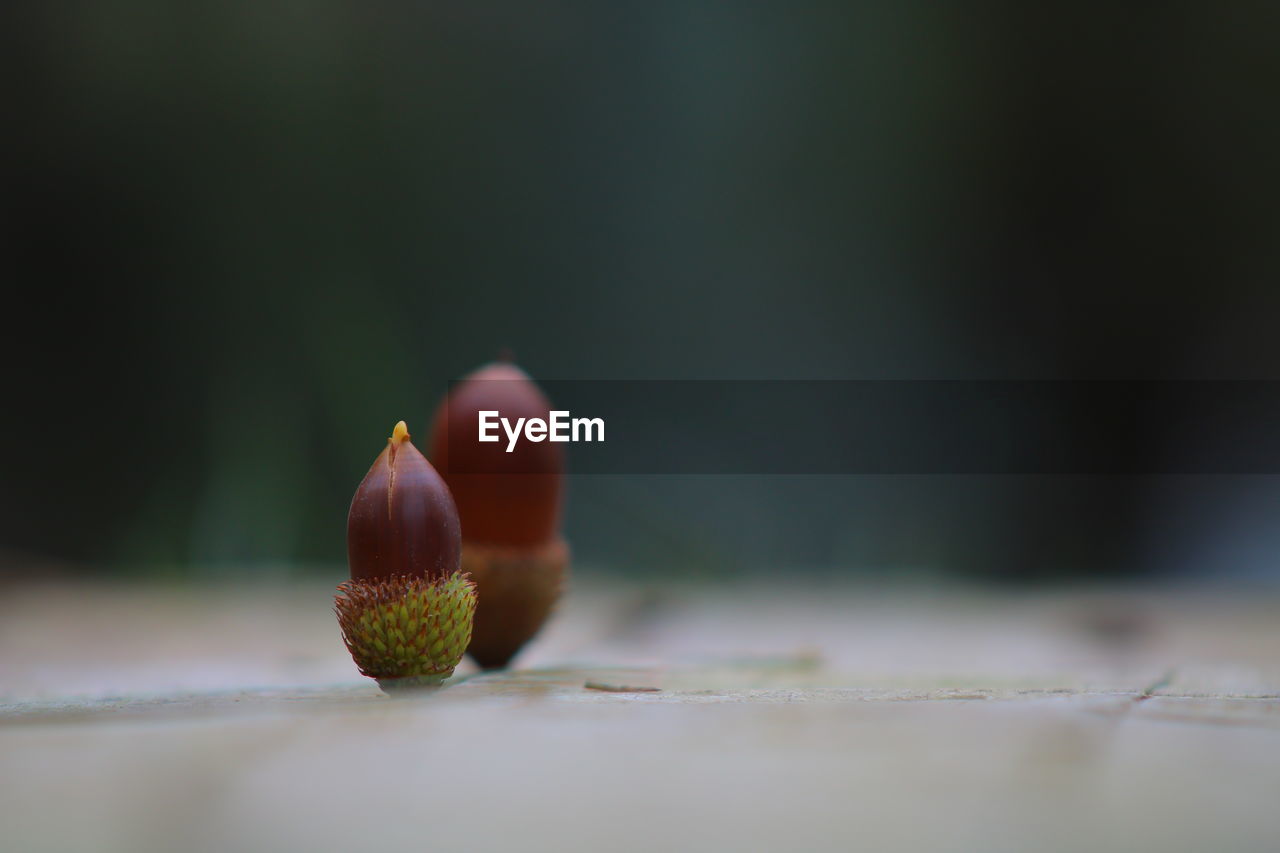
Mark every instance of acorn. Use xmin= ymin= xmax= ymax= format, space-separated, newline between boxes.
xmin=336 ymin=420 xmax=476 ymax=691
xmin=430 ymin=360 xmax=568 ymax=669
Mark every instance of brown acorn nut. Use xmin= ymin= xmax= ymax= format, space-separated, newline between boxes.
xmin=429 ymin=361 xmax=568 ymax=669
xmin=429 ymin=362 xmax=562 ymax=546
xmin=348 ymin=420 xmax=461 ymax=583
xmin=338 ymin=421 xmax=474 ymax=691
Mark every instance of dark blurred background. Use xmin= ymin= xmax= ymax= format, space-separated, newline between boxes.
xmin=5 ymin=3 xmax=1280 ymax=582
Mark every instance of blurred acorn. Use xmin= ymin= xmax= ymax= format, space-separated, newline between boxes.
xmin=336 ymin=420 xmax=475 ymax=691
xmin=430 ymin=360 xmax=568 ymax=669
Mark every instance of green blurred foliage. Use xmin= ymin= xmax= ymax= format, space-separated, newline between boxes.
xmin=6 ymin=3 xmax=1280 ymax=579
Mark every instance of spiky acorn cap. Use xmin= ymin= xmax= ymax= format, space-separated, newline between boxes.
xmin=335 ymin=572 xmax=477 ymax=691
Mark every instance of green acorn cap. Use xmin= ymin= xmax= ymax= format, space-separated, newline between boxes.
xmin=335 ymin=572 xmax=477 ymax=692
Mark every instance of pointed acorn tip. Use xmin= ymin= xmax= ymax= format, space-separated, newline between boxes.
xmin=391 ymin=420 xmax=411 ymax=444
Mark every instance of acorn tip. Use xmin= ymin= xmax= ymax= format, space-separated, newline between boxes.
xmin=391 ymin=420 xmax=411 ymax=443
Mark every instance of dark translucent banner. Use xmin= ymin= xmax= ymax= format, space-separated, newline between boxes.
xmin=441 ymin=380 xmax=1280 ymax=474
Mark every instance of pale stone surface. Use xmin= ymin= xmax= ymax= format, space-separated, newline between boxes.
xmin=1 ymin=578 xmax=1278 ymax=852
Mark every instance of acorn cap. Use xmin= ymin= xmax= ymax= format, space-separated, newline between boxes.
xmin=335 ymin=572 xmax=477 ymax=691
xmin=348 ymin=420 xmax=461 ymax=582
xmin=429 ymin=362 xmax=563 ymax=548
xmin=462 ymin=538 xmax=568 ymax=669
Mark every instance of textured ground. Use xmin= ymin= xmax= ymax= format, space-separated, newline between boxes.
xmin=2 ymin=577 xmax=1279 ymax=852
